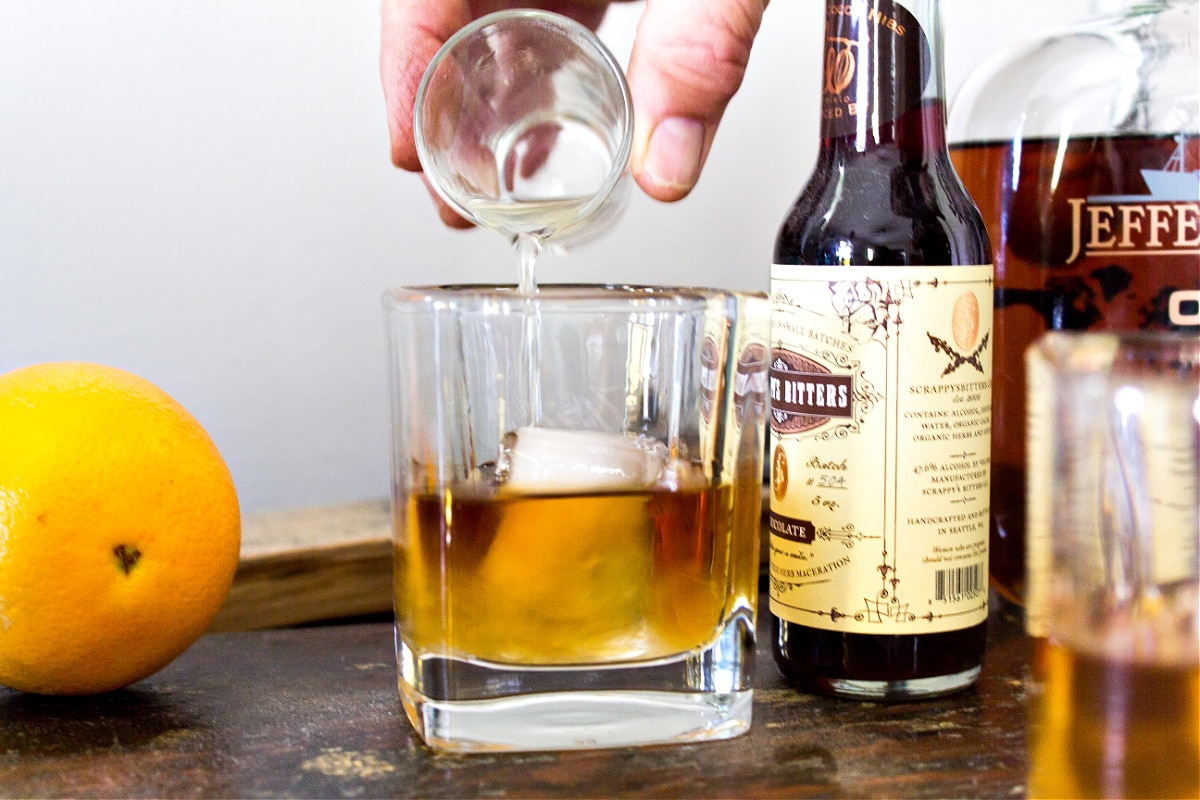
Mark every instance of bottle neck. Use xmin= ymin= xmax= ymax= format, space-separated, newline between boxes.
xmin=818 ymin=0 xmax=948 ymax=156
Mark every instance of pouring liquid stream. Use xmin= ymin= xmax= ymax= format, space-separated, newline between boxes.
xmin=471 ymin=114 xmax=619 ymax=429
xmin=516 ymin=231 xmax=543 ymax=427
xmin=462 ymin=196 xmax=593 ymax=429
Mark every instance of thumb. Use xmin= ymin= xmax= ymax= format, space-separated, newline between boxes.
xmin=627 ymin=0 xmax=767 ymax=201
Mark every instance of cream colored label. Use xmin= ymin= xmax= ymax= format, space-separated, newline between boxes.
xmin=769 ymin=264 xmax=992 ymax=634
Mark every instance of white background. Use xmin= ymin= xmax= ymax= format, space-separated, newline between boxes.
xmin=0 ymin=0 xmax=1104 ymax=513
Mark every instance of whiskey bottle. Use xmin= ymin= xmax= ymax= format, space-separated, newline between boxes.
xmin=947 ymin=0 xmax=1199 ymax=627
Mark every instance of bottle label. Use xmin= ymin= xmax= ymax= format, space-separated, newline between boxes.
xmin=822 ymin=0 xmax=931 ymax=138
xmin=769 ymin=264 xmax=993 ymax=634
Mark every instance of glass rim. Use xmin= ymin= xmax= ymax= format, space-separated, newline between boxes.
xmin=1032 ymin=329 xmax=1200 ymax=377
xmin=1037 ymin=329 xmax=1200 ymax=343
xmin=382 ymin=283 xmax=767 ymax=312
xmin=412 ymin=9 xmax=635 ymax=225
xmin=1035 ymin=329 xmax=1200 ymax=355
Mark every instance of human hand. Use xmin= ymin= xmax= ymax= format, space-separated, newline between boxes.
xmin=381 ymin=0 xmax=768 ymax=227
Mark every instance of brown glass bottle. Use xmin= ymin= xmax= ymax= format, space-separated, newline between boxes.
xmin=769 ymin=0 xmax=990 ymax=700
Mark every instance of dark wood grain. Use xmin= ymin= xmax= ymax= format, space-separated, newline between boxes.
xmin=0 ymin=594 xmax=1030 ymax=799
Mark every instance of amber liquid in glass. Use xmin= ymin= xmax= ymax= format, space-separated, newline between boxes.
xmin=772 ymin=96 xmax=991 ymax=693
xmin=1028 ymin=641 xmax=1200 ymax=799
xmin=396 ymin=481 xmax=761 ymax=666
xmin=949 ymin=134 xmax=1200 ymax=603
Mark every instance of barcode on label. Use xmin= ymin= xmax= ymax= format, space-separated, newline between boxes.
xmin=935 ymin=563 xmax=984 ymax=603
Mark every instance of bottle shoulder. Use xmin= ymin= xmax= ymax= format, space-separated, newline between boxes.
xmin=949 ymin=4 xmax=1199 ymax=143
xmin=775 ymin=148 xmax=991 ymax=267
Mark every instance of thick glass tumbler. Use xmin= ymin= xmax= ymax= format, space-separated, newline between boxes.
xmin=383 ymin=285 xmax=769 ymax=752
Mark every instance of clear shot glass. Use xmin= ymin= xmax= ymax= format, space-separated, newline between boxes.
xmin=383 ymin=284 xmax=769 ymax=751
xmin=413 ymin=10 xmax=633 ymax=249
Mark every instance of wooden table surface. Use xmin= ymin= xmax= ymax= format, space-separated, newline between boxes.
xmin=1 ymin=593 xmax=1031 ymax=799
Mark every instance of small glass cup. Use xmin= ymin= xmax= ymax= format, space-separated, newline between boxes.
xmin=413 ymin=10 xmax=633 ymax=248
xmin=383 ymin=284 xmax=769 ymax=751
xmin=1025 ymin=331 xmax=1199 ymax=799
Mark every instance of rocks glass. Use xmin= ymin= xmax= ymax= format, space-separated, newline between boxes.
xmin=383 ymin=284 xmax=769 ymax=751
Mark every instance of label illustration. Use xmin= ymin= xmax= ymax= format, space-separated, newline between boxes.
xmin=822 ymin=0 xmax=931 ymax=139
xmin=769 ymin=265 xmax=993 ymax=634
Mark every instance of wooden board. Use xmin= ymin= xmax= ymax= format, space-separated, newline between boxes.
xmin=208 ymin=500 xmax=393 ymax=632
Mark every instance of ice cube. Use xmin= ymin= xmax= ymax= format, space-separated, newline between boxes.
xmin=654 ymin=457 xmax=710 ymax=492
xmin=498 ymin=426 xmax=667 ymax=493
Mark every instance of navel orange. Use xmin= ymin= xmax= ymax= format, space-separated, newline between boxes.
xmin=0 ymin=361 xmax=241 ymax=695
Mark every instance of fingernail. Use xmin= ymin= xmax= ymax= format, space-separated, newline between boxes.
xmin=643 ymin=116 xmax=705 ymax=193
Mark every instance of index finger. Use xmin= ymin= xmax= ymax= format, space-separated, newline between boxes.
xmin=380 ymin=0 xmax=474 ymax=172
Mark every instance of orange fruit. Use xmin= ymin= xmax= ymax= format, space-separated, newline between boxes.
xmin=0 ymin=361 xmax=240 ymax=695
